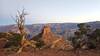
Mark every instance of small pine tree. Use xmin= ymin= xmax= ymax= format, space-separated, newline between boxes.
xmin=72 ymin=23 xmax=94 ymax=50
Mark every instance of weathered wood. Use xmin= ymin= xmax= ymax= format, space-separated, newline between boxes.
xmin=13 ymin=9 xmax=36 ymax=53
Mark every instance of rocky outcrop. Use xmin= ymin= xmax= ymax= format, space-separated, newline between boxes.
xmin=32 ymin=24 xmax=73 ymax=50
xmin=0 ymin=38 xmax=8 ymax=48
xmin=0 ymin=32 xmax=13 ymax=48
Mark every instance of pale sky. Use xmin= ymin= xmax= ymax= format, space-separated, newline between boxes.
xmin=0 ymin=0 xmax=100 ymax=25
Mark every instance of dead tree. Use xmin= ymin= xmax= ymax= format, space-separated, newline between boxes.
xmin=13 ymin=9 xmax=36 ymax=53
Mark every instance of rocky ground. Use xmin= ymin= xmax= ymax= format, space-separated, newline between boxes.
xmin=0 ymin=48 xmax=100 ymax=56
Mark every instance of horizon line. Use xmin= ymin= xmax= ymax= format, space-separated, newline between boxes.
xmin=0 ymin=20 xmax=99 ymax=26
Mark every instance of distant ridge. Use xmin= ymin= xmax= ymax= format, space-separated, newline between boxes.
xmin=0 ymin=21 xmax=100 ymax=35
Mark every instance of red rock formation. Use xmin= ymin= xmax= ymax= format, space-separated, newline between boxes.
xmin=41 ymin=24 xmax=58 ymax=46
xmin=32 ymin=24 xmax=73 ymax=50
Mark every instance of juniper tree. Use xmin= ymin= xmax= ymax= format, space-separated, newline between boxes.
xmin=13 ymin=9 xmax=36 ymax=53
xmin=72 ymin=23 xmax=92 ymax=50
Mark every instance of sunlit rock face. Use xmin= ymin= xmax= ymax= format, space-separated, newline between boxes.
xmin=41 ymin=24 xmax=57 ymax=46
xmin=32 ymin=24 xmax=73 ymax=50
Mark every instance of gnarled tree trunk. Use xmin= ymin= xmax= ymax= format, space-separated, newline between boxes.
xmin=13 ymin=9 xmax=36 ymax=53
